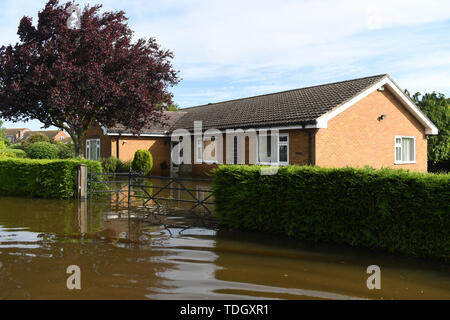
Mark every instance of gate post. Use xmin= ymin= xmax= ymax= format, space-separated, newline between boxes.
xmin=78 ymin=164 xmax=88 ymax=201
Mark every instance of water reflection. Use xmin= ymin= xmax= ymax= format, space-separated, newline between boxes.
xmin=0 ymin=196 xmax=448 ymax=300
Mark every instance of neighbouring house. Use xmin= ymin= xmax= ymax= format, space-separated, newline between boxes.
xmin=5 ymin=128 xmax=31 ymax=144
xmin=83 ymin=74 xmax=439 ymax=177
xmin=22 ymin=130 xmax=68 ymax=142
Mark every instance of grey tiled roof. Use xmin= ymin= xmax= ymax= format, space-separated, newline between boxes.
xmin=173 ymin=74 xmax=388 ymax=130
xmin=106 ymin=111 xmax=187 ymax=134
xmin=104 ymin=74 xmax=388 ymax=134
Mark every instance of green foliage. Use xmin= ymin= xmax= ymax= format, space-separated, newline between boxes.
xmin=0 ymin=120 xmax=11 ymax=148
xmin=0 ymin=158 xmax=102 ymax=199
xmin=118 ymin=160 xmax=132 ymax=173
xmin=407 ymin=91 xmax=450 ymax=170
xmin=101 ymin=156 xmax=122 ymax=173
xmin=56 ymin=142 xmax=75 ymax=159
xmin=23 ymin=133 xmax=52 ymax=149
xmin=0 ymin=148 xmax=27 ymax=158
xmin=132 ymin=150 xmax=153 ymax=175
xmin=213 ymin=165 xmax=450 ymax=262
xmin=25 ymin=141 xmax=59 ymax=159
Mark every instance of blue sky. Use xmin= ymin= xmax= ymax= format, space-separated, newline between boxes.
xmin=1 ymin=0 xmax=450 ymax=130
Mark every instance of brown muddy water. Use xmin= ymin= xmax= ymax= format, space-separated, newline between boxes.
xmin=0 ymin=186 xmax=449 ymax=300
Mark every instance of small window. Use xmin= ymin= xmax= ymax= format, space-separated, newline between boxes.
xmin=279 ymin=134 xmax=289 ymax=166
xmin=395 ymin=136 xmax=415 ymax=164
xmin=86 ymin=139 xmax=100 ymax=161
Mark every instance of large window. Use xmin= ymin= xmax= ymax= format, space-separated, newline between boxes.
xmin=395 ymin=136 xmax=415 ymax=164
xmin=86 ymin=139 xmax=100 ymax=161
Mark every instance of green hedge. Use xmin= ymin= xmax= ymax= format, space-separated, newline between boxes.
xmin=0 ymin=148 xmax=27 ymax=158
xmin=0 ymin=158 xmax=102 ymax=199
xmin=213 ymin=165 xmax=450 ymax=262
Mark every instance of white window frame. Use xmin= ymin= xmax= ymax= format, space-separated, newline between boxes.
xmin=197 ymin=137 xmax=218 ymax=164
xmin=86 ymin=139 xmax=101 ymax=161
xmin=257 ymin=133 xmax=290 ymax=166
xmin=278 ymin=134 xmax=289 ymax=166
xmin=394 ymin=136 xmax=416 ymax=165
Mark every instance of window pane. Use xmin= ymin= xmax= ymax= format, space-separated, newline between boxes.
xmin=280 ymin=145 xmax=288 ymax=163
xmin=86 ymin=141 xmax=90 ymax=160
xmin=204 ymin=140 xmax=216 ymax=161
xmin=402 ymin=138 xmax=414 ymax=162
xmin=280 ymin=136 xmax=288 ymax=142
xmin=396 ymin=147 xmax=402 ymax=161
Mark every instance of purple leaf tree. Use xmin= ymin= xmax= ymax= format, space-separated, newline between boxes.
xmin=0 ymin=0 xmax=180 ymax=156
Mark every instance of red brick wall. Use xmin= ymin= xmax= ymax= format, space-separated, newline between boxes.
xmin=84 ymin=125 xmax=111 ymax=159
xmin=315 ymin=89 xmax=428 ymax=172
xmin=53 ymin=131 xmax=68 ymax=142
xmin=111 ymin=136 xmax=171 ymax=176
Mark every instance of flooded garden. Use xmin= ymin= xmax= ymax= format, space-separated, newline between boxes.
xmin=0 ymin=177 xmax=449 ymax=300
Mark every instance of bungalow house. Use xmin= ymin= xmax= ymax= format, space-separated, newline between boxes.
xmin=84 ymin=74 xmax=438 ymax=177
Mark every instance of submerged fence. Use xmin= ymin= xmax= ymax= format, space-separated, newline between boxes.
xmin=83 ymin=167 xmax=215 ymax=215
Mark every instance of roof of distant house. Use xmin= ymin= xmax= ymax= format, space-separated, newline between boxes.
xmin=22 ymin=130 xmax=64 ymax=140
xmin=5 ymin=128 xmax=30 ymax=135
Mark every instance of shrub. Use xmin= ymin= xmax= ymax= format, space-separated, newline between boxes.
xmin=0 ymin=148 xmax=27 ymax=158
xmin=101 ymin=156 xmax=123 ymax=173
xmin=213 ymin=165 xmax=450 ymax=262
xmin=23 ymin=133 xmax=52 ymax=149
xmin=0 ymin=158 xmax=102 ymax=199
xmin=132 ymin=150 xmax=153 ymax=175
xmin=26 ymin=141 xmax=59 ymax=159
xmin=118 ymin=160 xmax=132 ymax=173
xmin=56 ymin=142 xmax=75 ymax=159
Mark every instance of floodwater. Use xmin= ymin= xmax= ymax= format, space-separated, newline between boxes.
xmin=0 ymin=181 xmax=449 ymax=300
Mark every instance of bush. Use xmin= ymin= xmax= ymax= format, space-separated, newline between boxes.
xmin=132 ymin=150 xmax=153 ymax=175
xmin=213 ymin=165 xmax=450 ymax=262
xmin=26 ymin=141 xmax=59 ymax=159
xmin=22 ymin=133 xmax=52 ymax=149
xmin=118 ymin=160 xmax=132 ymax=173
xmin=101 ymin=157 xmax=123 ymax=173
xmin=0 ymin=148 xmax=27 ymax=158
xmin=0 ymin=158 xmax=102 ymax=199
xmin=56 ymin=142 xmax=75 ymax=159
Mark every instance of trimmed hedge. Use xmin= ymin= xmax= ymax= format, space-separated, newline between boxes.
xmin=0 ymin=158 xmax=102 ymax=199
xmin=213 ymin=165 xmax=450 ymax=262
